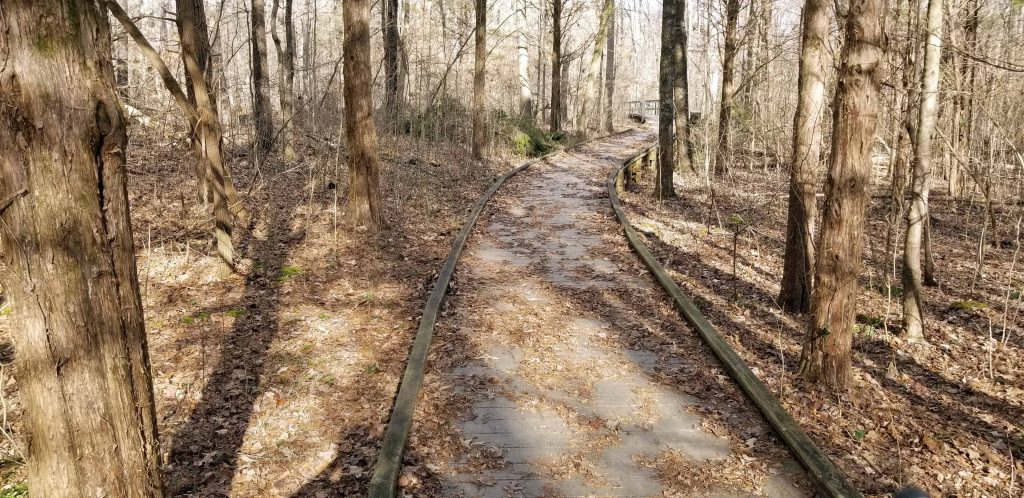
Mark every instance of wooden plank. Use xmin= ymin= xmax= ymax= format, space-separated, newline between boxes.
xmin=606 ymin=146 xmax=864 ymax=498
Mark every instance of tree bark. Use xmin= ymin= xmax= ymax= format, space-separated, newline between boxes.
xmin=0 ymin=1 xmax=163 ymax=495
xmin=714 ymin=0 xmax=740 ymax=176
xmin=517 ymin=0 xmax=534 ymax=121
xmin=174 ymin=0 xmax=215 ymax=204
xmin=778 ymin=0 xmax=828 ymax=313
xmin=603 ymin=1 xmax=616 ymax=133
xmin=671 ymin=0 xmax=693 ymax=173
xmin=176 ymin=0 xmax=237 ymax=270
xmin=799 ymin=0 xmax=885 ymax=390
xmin=343 ymin=0 xmax=385 ymax=229
xmin=272 ymin=0 xmax=297 ymax=161
xmin=902 ymin=0 xmax=943 ymax=341
xmin=577 ymin=0 xmax=614 ymax=131
xmin=472 ymin=0 xmax=487 ymax=159
xmin=550 ymin=0 xmax=564 ymax=133
xmin=382 ymin=0 xmax=403 ymax=119
xmin=251 ymin=0 xmax=275 ymax=154
xmin=656 ymin=0 xmax=681 ymax=199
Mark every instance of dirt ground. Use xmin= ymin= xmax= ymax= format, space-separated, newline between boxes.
xmin=619 ymin=164 xmax=1024 ymax=497
xmin=0 ymin=128 xmax=521 ymax=496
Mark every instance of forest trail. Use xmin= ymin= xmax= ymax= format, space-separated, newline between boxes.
xmin=424 ymin=131 xmax=810 ymax=497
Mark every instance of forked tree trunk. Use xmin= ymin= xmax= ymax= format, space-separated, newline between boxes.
xmin=0 ymin=1 xmax=163 ymax=495
xmin=551 ymin=0 xmax=564 ymax=132
xmin=902 ymin=0 xmax=943 ymax=341
xmin=799 ymin=0 xmax=885 ymax=390
xmin=343 ymin=0 xmax=385 ymax=229
xmin=517 ymin=0 xmax=534 ymax=121
xmin=272 ymin=0 xmax=297 ymax=161
xmin=603 ymin=1 xmax=616 ymax=132
xmin=577 ymin=0 xmax=614 ymax=131
xmin=778 ymin=0 xmax=828 ymax=313
xmin=714 ymin=0 xmax=740 ymax=177
xmin=656 ymin=0 xmax=681 ymax=199
xmin=671 ymin=0 xmax=693 ymax=173
xmin=251 ymin=0 xmax=275 ymax=154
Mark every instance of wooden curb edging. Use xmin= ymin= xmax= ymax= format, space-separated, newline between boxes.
xmin=367 ymin=130 xmax=634 ymax=498
xmin=607 ymin=144 xmax=863 ymax=498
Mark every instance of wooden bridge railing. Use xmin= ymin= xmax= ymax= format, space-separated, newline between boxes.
xmin=625 ymin=99 xmax=659 ymax=123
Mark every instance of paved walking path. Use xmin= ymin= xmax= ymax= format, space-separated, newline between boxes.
xmin=435 ymin=130 xmax=809 ymax=497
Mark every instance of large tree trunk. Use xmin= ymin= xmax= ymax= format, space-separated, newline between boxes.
xmin=577 ymin=0 xmax=614 ymax=131
xmin=714 ymin=0 xmax=740 ymax=176
xmin=902 ymin=0 xmax=943 ymax=341
xmin=671 ymin=0 xmax=693 ymax=173
xmin=656 ymin=0 xmax=682 ymax=199
xmin=251 ymin=0 xmax=275 ymax=154
xmin=550 ymin=0 xmax=564 ymax=133
xmin=472 ymin=0 xmax=488 ymax=159
xmin=517 ymin=0 xmax=534 ymax=121
xmin=603 ymin=1 xmax=616 ymax=133
xmin=272 ymin=0 xmax=297 ymax=161
xmin=343 ymin=0 xmax=384 ymax=229
xmin=799 ymin=0 xmax=885 ymax=390
xmin=778 ymin=0 xmax=828 ymax=313
xmin=0 ymin=1 xmax=163 ymax=496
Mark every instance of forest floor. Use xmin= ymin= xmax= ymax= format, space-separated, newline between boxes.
xmin=0 ymin=128 xmax=540 ymax=496
xmin=620 ymin=164 xmax=1024 ymax=497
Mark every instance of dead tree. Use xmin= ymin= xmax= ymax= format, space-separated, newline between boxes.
xmin=0 ymin=1 xmax=164 ymax=495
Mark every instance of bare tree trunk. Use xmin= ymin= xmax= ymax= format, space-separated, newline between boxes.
xmin=778 ymin=0 xmax=828 ymax=313
xmin=671 ymin=0 xmax=693 ymax=173
xmin=657 ymin=0 xmax=681 ymax=199
xmin=0 ymin=2 xmax=163 ymax=496
xmin=550 ymin=0 xmax=563 ymax=132
xmin=603 ymin=1 xmax=616 ymax=133
xmin=517 ymin=0 xmax=534 ymax=121
xmin=902 ymin=0 xmax=943 ymax=341
xmin=178 ymin=0 xmax=237 ymax=270
xmin=251 ymin=0 xmax=275 ymax=154
xmin=382 ymin=0 xmax=403 ymax=119
xmin=344 ymin=0 xmax=384 ymax=229
xmin=175 ymin=0 xmax=215 ymax=205
xmin=272 ymin=0 xmax=298 ymax=160
xmin=799 ymin=0 xmax=885 ymax=389
xmin=714 ymin=0 xmax=740 ymax=177
xmin=472 ymin=0 xmax=487 ymax=159
xmin=577 ymin=0 xmax=614 ymax=131
xmin=538 ymin=2 xmax=548 ymax=123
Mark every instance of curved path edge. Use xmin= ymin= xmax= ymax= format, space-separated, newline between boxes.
xmin=607 ymin=144 xmax=863 ymax=498
xmin=367 ymin=130 xmax=634 ymax=498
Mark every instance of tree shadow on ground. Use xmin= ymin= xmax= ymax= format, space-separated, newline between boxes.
xmin=165 ymin=189 xmax=301 ymax=495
